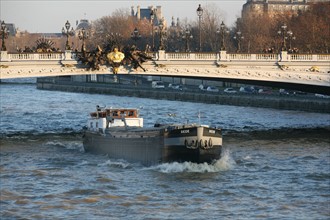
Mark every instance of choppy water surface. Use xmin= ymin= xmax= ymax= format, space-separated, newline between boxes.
xmin=1 ymin=83 xmax=329 ymax=219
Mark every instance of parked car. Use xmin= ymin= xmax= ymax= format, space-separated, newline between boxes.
xmin=224 ymin=88 xmax=237 ymax=94
xmin=240 ymin=86 xmax=260 ymax=93
xmin=168 ymin=83 xmax=184 ymax=91
xmin=294 ymin=91 xmax=307 ymax=95
xmin=258 ymin=89 xmax=273 ymax=94
xmin=199 ymin=84 xmax=207 ymax=91
xmin=239 ymin=86 xmax=254 ymax=93
xmin=279 ymin=89 xmax=292 ymax=95
xmin=206 ymin=86 xmax=219 ymax=92
xmin=168 ymin=83 xmax=176 ymax=88
xmin=151 ymin=81 xmax=165 ymax=89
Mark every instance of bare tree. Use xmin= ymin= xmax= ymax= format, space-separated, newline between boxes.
xmin=91 ymin=8 xmax=133 ymax=51
xmin=200 ymin=3 xmax=226 ymax=52
xmin=235 ymin=2 xmax=330 ymax=53
xmin=289 ymin=3 xmax=330 ymax=53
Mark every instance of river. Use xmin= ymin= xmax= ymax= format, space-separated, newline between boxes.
xmin=1 ymin=81 xmax=329 ymax=219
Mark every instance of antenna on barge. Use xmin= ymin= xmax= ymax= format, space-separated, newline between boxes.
xmin=121 ymin=113 xmax=128 ymax=130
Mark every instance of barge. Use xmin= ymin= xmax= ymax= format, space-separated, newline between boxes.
xmin=83 ymin=106 xmax=222 ymax=165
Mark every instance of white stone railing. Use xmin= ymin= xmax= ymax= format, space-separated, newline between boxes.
xmin=1 ymin=50 xmax=329 ymax=63
xmin=285 ymin=54 xmax=330 ymax=62
xmin=256 ymin=53 xmax=278 ymax=61
xmin=317 ymin=54 xmax=330 ymax=61
xmin=164 ymin=52 xmax=218 ymax=60
xmin=164 ymin=52 xmax=279 ymax=61
xmin=227 ymin=53 xmax=252 ymax=60
xmin=38 ymin=53 xmax=63 ymax=60
xmin=165 ymin=52 xmax=191 ymax=60
xmin=162 ymin=52 xmax=329 ymax=62
xmin=290 ymin=54 xmax=313 ymax=61
xmin=195 ymin=53 xmax=218 ymax=60
xmin=9 ymin=53 xmax=34 ymax=60
xmin=7 ymin=52 xmax=63 ymax=60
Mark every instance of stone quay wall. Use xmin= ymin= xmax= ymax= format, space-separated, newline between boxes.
xmin=36 ymin=80 xmax=330 ymax=114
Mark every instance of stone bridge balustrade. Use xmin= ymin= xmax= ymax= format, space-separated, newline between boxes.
xmin=162 ymin=52 xmax=218 ymax=60
xmin=1 ymin=50 xmax=329 ymax=95
xmin=8 ymin=52 xmax=64 ymax=60
xmin=1 ymin=50 xmax=329 ymax=63
xmin=0 ymin=51 xmax=72 ymax=61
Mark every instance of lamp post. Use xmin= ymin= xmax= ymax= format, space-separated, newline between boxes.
xmin=157 ymin=18 xmax=166 ymax=50
xmin=196 ymin=4 xmax=203 ymax=51
xmin=78 ymin=27 xmax=89 ymax=52
xmin=182 ymin=27 xmax=193 ymax=52
xmin=62 ymin=20 xmax=75 ymax=50
xmin=1 ymin=21 xmax=9 ymax=51
xmin=150 ymin=9 xmax=155 ymax=51
xmin=277 ymin=23 xmax=288 ymax=51
xmin=287 ymin=30 xmax=296 ymax=52
xmin=233 ymin=30 xmax=244 ymax=52
xmin=131 ymin=27 xmax=141 ymax=45
xmin=217 ymin=21 xmax=228 ymax=51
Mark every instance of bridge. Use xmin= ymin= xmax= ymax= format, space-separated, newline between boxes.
xmin=1 ymin=50 xmax=330 ymax=95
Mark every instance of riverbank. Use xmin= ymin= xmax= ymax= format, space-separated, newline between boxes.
xmin=35 ymin=79 xmax=330 ymax=113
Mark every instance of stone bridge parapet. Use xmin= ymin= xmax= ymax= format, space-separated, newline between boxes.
xmin=1 ymin=50 xmax=329 ymax=94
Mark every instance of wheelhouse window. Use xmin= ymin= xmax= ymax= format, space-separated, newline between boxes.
xmin=128 ymin=111 xmax=134 ymax=117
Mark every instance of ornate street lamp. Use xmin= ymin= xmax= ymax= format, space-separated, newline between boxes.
xmin=287 ymin=30 xmax=296 ymax=52
xmin=196 ymin=4 xmax=203 ymax=51
xmin=277 ymin=23 xmax=288 ymax=51
xmin=62 ymin=20 xmax=75 ymax=50
xmin=233 ymin=30 xmax=244 ymax=52
xmin=156 ymin=18 xmax=166 ymax=50
xmin=131 ymin=27 xmax=141 ymax=45
xmin=1 ymin=21 xmax=9 ymax=51
xmin=217 ymin=21 xmax=228 ymax=51
xmin=78 ymin=27 xmax=89 ymax=52
xmin=150 ymin=9 xmax=155 ymax=51
xmin=182 ymin=27 xmax=193 ymax=52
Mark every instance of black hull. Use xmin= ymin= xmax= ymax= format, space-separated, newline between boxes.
xmin=163 ymin=145 xmax=221 ymax=164
xmin=83 ymin=126 xmax=222 ymax=165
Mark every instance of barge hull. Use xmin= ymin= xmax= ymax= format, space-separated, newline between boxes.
xmin=83 ymin=132 xmax=164 ymax=165
xmin=162 ymin=145 xmax=222 ymax=164
xmin=83 ymin=132 xmax=222 ymax=165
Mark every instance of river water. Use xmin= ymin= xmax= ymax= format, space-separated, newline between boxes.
xmin=1 ymin=82 xmax=329 ymax=219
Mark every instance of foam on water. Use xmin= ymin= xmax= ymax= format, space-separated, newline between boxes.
xmin=45 ymin=141 xmax=66 ymax=148
xmin=45 ymin=140 xmax=84 ymax=152
xmin=75 ymin=160 xmax=89 ymax=167
xmin=149 ymin=149 xmax=236 ymax=173
xmin=98 ymin=159 xmax=132 ymax=169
